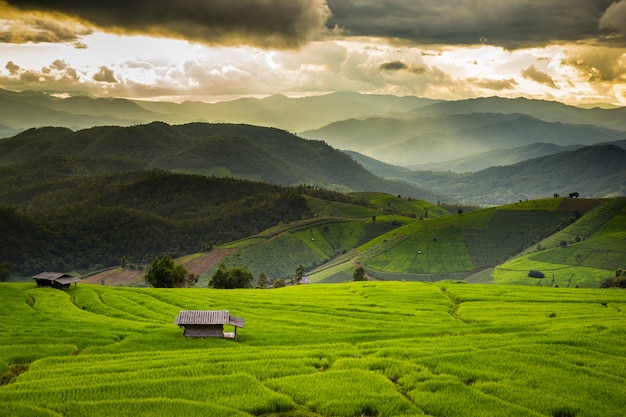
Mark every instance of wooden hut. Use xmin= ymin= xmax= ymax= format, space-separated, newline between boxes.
xmin=33 ymin=272 xmax=81 ymax=290
xmin=174 ymin=310 xmax=244 ymax=340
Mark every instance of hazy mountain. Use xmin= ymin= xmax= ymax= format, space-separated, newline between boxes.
xmin=137 ymin=91 xmax=439 ymax=132
xmin=408 ymin=143 xmax=585 ymax=172
xmin=0 ymin=122 xmax=443 ymax=203
xmin=402 ymin=144 xmax=626 ymax=204
xmin=0 ymin=123 xmax=20 ymax=138
xmin=419 ymin=96 xmax=626 ymax=131
xmin=3 ymin=88 xmax=625 ymax=181
xmin=602 ymin=139 xmax=626 ymax=150
xmin=303 ymin=112 xmax=625 ymax=167
xmin=0 ymin=89 xmax=438 ymax=137
xmin=347 ymin=144 xmax=626 ymax=205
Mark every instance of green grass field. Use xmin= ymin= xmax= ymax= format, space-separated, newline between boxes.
xmin=494 ymin=198 xmax=626 ymax=287
xmin=1 ymin=281 xmax=625 ymax=417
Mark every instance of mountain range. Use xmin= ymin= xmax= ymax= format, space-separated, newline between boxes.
xmin=0 ymin=88 xmax=436 ymax=135
xmin=2 ymin=88 xmax=625 ymax=174
xmin=0 ymin=122 xmax=443 ymax=204
xmin=1 ymin=120 xmax=624 ymax=207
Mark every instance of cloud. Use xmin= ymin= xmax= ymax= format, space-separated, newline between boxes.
xmin=5 ymin=0 xmax=331 ymax=49
xmin=5 ymin=61 xmax=20 ymax=75
xmin=521 ymin=65 xmax=559 ymax=89
xmin=599 ymin=0 xmax=626 ymax=37
xmin=326 ymin=0 xmax=619 ymax=48
xmin=93 ymin=66 xmax=118 ymax=83
xmin=562 ymin=45 xmax=626 ymax=82
xmin=380 ymin=61 xmax=408 ymax=71
xmin=0 ymin=2 xmax=92 ymax=44
xmin=473 ymin=78 xmax=518 ymax=91
xmin=50 ymin=59 xmax=67 ymax=70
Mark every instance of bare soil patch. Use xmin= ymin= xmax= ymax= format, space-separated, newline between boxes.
xmin=558 ymin=198 xmax=603 ymax=212
xmin=82 ymin=248 xmax=239 ymax=286
xmin=82 ymin=268 xmax=144 ymax=286
xmin=182 ymin=248 xmax=240 ymax=276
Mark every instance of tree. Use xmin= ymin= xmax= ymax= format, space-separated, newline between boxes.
xmin=353 ymin=266 xmax=366 ymax=281
xmin=143 ymin=256 xmax=198 ymax=288
xmin=209 ymin=263 xmax=253 ymax=289
xmin=0 ymin=261 xmax=15 ymax=282
xmin=257 ymin=272 xmax=268 ymax=288
xmin=273 ymin=278 xmax=286 ymax=288
xmin=600 ymin=268 xmax=626 ymax=288
xmin=295 ymin=264 xmax=305 ymax=284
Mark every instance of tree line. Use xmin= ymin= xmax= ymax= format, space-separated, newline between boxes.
xmin=1 ymin=171 xmax=311 ymax=278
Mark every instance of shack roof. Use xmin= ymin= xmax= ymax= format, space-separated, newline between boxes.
xmin=33 ymin=272 xmax=81 ymax=284
xmin=34 ymin=272 xmax=75 ymax=281
xmin=174 ymin=310 xmax=244 ymax=328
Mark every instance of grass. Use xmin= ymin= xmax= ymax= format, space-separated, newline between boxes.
xmin=90 ymin=197 xmax=624 ymax=287
xmin=1 ymin=281 xmax=625 ymax=417
xmin=347 ymin=198 xmax=625 ymax=287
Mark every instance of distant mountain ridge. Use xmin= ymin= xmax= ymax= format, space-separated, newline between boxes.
xmin=303 ymin=111 xmax=625 ymax=167
xmin=349 ymin=144 xmax=626 ymax=205
xmin=0 ymin=89 xmax=437 ymax=135
xmin=0 ymin=122 xmax=443 ymax=203
xmin=407 ymin=143 xmax=585 ymax=172
xmin=2 ymin=88 xmax=625 ymax=174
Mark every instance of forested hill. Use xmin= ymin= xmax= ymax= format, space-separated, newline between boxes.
xmin=0 ymin=122 xmax=440 ymax=202
xmin=0 ymin=171 xmax=319 ymax=277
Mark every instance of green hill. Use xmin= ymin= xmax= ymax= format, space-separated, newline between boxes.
xmin=185 ymin=194 xmax=453 ymax=286
xmin=494 ymin=198 xmax=626 ymax=287
xmin=304 ymin=197 xmax=624 ymax=288
xmin=1 ymin=281 xmax=625 ymax=417
xmin=0 ymin=122 xmax=441 ymax=202
xmin=0 ymin=172 xmax=311 ymax=277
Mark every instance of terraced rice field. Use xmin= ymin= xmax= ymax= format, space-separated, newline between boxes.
xmin=1 ymin=281 xmax=625 ymax=417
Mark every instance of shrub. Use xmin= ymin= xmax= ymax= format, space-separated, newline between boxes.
xmin=209 ymin=263 xmax=253 ymax=289
xmin=600 ymin=277 xmax=626 ymax=289
xmin=528 ymin=270 xmax=545 ymax=278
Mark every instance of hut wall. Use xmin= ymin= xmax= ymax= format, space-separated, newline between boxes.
xmin=183 ymin=324 xmax=224 ymax=338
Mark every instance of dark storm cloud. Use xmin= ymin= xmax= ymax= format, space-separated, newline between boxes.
xmin=599 ymin=0 xmax=626 ymax=37
xmin=380 ymin=61 xmax=408 ymax=71
xmin=326 ymin=0 xmax=621 ymax=48
xmin=380 ymin=61 xmax=428 ymax=74
xmin=93 ymin=66 xmax=118 ymax=83
xmin=521 ymin=65 xmax=559 ymax=89
xmin=5 ymin=61 xmax=20 ymax=75
xmin=5 ymin=0 xmax=331 ymax=48
xmin=474 ymin=78 xmax=518 ymax=91
xmin=0 ymin=2 xmax=92 ymax=44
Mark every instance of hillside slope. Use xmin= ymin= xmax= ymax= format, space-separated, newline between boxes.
xmin=0 ymin=122 xmax=441 ymax=202
xmin=493 ymin=198 xmax=626 ymax=287
xmin=305 ymin=197 xmax=624 ymax=288
xmin=353 ymin=144 xmax=626 ymax=205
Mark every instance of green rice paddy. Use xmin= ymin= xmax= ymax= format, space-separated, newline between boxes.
xmin=1 ymin=281 xmax=625 ymax=416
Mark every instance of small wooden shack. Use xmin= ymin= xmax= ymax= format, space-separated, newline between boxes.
xmin=174 ymin=310 xmax=244 ymax=340
xmin=33 ymin=272 xmax=81 ymax=290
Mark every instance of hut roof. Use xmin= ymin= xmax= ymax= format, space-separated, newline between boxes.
xmin=34 ymin=272 xmax=73 ymax=281
xmin=33 ymin=272 xmax=81 ymax=284
xmin=174 ymin=310 xmax=244 ymax=328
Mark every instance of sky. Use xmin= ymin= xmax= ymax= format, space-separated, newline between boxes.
xmin=1 ymin=0 xmax=625 ymax=105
